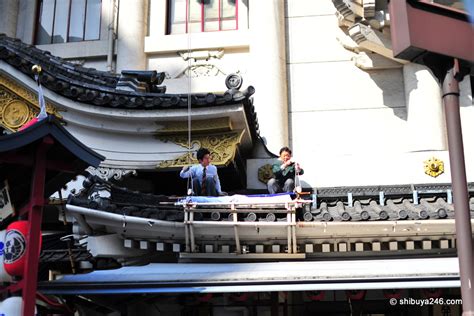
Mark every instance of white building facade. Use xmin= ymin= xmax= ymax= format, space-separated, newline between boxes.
xmin=1 ymin=0 xmax=472 ymax=190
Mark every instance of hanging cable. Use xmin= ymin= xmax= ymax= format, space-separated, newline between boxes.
xmin=186 ymin=1 xmax=194 ymax=196
xmin=294 ymin=160 xmax=302 ymax=195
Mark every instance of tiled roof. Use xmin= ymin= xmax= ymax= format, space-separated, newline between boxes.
xmin=40 ymin=249 xmax=92 ymax=263
xmin=68 ymin=175 xmax=474 ymax=222
xmin=0 ymin=35 xmax=260 ymax=138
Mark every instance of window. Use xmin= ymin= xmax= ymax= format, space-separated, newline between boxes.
xmin=168 ymin=0 xmax=238 ymax=34
xmin=36 ymin=0 xmax=102 ymax=45
xmin=418 ymin=0 xmax=466 ymax=12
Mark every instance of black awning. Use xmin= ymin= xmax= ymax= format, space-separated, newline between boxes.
xmin=0 ymin=115 xmax=104 ymax=213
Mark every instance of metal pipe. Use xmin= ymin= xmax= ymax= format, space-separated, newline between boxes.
xmin=232 ymin=212 xmax=241 ymax=254
xmin=291 ymin=212 xmax=297 ymax=253
xmin=106 ymin=0 xmax=116 ymax=72
xmin=65 ymin=204 xmax=184 ymax=228
xmin=287 ymin=211 xmax=292 ymax=253
xmin=187 ymin=221 xmax=295 ymax=227
xmin=189 ymin=210 xmax=195 ymax=252
xmin=442 ymin=60 xmax=474 ymax=314
xmin=71 ymin=214 xmax=93 ymax=235
xmin=184 ymin=210 xmax=190 ymax=252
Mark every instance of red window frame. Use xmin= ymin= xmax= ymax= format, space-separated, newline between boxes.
xmin=168 ymin=0 xmax=238 ymax=34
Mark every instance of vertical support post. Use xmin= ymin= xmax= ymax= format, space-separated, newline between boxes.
xmin=412 ymin=190 xmax=419 ymax=204
xmin=189 ymin=210 xmax=195 ymax=253
xmin=184 ymin=207 xmax=190 ymax=252
xmin=232 ymin=204 xmax=241 ymax=254
xmin=442 ymin=59 xmax=474 ymax=316
xmin=286 ymin=203 xmax=292 ymax=254
xmin=311 ymin=193 xmax=318 ymax=211
xmin=291 ymin=206 xmax=297 ymax=254
xmin=22 ymin=137 xmax=52 ymax=316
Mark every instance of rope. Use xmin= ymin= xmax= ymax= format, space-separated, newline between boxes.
xmin=186 ymin=2 xmax=193 ymax=196
xmin=294 ymin=160 xmax=302 ymax=194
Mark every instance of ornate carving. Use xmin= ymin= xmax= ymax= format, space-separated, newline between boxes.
xmin=157 ymin=131 xmax=244 ymax=168
xmin=172 ymin=63 xmax=226 ymax=79
xmin=424 ymin=157 xmax=444 ymax=178
xmin=86 ymin=167 xmax=137 ymax=181
xmin=332 ymin=0 xmax=376 ymax=20
xmin=0 ymin=75 xmax=61 ymax=131
xmin=225 ymin=73 xmax=243 ymax=90
xmin=155 ymin=117 xmax=231 ymax=135
xmin=172 ymin=50 xmax=227 ymax=78
xmin=258 ymin=164 xmax=274 ymax=184
xmin=178 ymin=49 xmax=224 ymax=61
xmin=348 ymin=23 xmax=408 ymax=64
xmin=333 ymin=0 xmax=404 ymax=69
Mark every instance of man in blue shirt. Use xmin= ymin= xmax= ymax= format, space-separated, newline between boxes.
xmin=180 ymin=148 xmax=223 ymax=196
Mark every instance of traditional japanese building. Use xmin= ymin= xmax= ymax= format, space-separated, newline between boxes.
xmin=0 ymin=0 xmax=473 ymax=315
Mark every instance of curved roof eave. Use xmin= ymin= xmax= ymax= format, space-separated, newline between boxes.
xmin=0 ymin=34 xmax=260 ymax=140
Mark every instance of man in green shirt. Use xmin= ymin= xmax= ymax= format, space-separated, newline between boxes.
xmin=267 ymin=147 xmax=304 ymax=194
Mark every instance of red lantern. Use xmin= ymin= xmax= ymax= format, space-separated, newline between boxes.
xmin=197 ymin=293 xmax=213 ymax=303
xmin=422 ymin=288 xmax=442 ymax=299
xmin=345 ymin=290 xmax=366 ymax=300
xmin=230 ymin=292 xmax=249 ymax=302
xmin=0 ymin=230 xmax=12 ymax=283
xmin=4 ymin=221 xmax=42 ymax=277
xmin=383 ymin=289 xmax=403 ymax=299
xmin=307 ymin=290 xmax=325 ymax=301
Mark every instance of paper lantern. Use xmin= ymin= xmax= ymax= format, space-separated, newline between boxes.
xmin=0 ymin=230 xmax=12 ymax=283
xmin=383 ymin=289 xmax=403 ymax=299
xmin=345 ymin=290 xmax=366 ymax=300
xmin=4 ymin=221 xmax=42 ymax=277
xmin=229 ymin=292 xmax=249 ymax=302
xmin=307 ymin=290 xmax=325 ymax=301
xmin=0 ymin=296 xmax=37 ymax=315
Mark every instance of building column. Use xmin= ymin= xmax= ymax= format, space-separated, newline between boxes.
xmin=149 ymin=0 xmax=167 ymax=37
xmin=249 ymin=0 xmax=288 ymax=154
xmin=15 ymin=0 xmax=37 ymax=44
xmin=0 ymin=0 xmax=20 ymax=38
xmin=403 ymin=63 xmax=446 ymax=151
xmin=116 ymin=0 xmax=147 ymax=72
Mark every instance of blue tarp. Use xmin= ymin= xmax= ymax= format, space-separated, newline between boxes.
xmin=178 ymin=193 xmax=295 ymax=204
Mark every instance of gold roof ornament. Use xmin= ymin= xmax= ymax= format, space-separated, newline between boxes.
xmin=424 ymin=157 xmax=444 ymax=178
xmin=157 ymin=131 xmax=244 ymax=169
xmin=0 ymin=74 xmax=61 ymax=132
xmin=31 ymin=64 xmax=42 ymax=75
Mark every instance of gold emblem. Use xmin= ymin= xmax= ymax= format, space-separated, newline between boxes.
xmin=2 ymin=100 xmax=30 ymax=128
xmin=424 ymin=157 xmax=444 ymax=178
xmin=258 ymin=164 xmax=274 ymax=184
xmin=0 ymin=74 xmax=62 ymax=131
